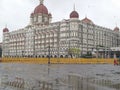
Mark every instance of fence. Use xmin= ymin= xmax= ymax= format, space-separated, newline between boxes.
xmin=1 ymin=58 xmax=114 ymax=64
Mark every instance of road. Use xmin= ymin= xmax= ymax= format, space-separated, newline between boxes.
xmin=0 ymin=64 xmax=119 ymax=90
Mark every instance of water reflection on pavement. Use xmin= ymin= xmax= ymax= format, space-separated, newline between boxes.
xmin=0 ymin=64 xmax=119 ymax=90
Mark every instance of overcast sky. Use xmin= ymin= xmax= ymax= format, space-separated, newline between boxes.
xmin=0 ymin=0 xmax=120 ymax=42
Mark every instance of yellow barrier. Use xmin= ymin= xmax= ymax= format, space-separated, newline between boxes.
xmin=1 ymin=58 xmax=114 ymax=64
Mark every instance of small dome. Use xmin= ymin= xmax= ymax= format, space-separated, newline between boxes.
xmin=31 ymin=13 xmax=34 ymax=16
xmin=48 ymin=13 xmax=52 ymax=17
xmin=70 ymin=11 xmax=79 ymax=18
xmin=3 ymin=27 xmax=9 ymax=32
xmin=34 ymin=4 xmax=48 ymax=14
xmin=114 ymin=26 xmax=119 ymax=31
xmin=82 ymin=17 xmax=94 ymax=24
xmin=30 ymin=13 xmax=34 ymax=17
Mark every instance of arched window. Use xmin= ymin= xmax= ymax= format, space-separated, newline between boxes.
xmin=60 ymin=55 xmax=63 ymax=58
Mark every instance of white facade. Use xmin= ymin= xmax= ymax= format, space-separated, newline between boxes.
xmin=2 ymin=0 xmax=120 ymax=58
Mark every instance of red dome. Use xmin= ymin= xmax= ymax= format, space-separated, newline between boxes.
xmin=3 ymin=28 xmax=9 ymax=32
xmin=70 ymin=11 xmax=79 ymax=18
xmin=82 ymin=17 xmax=94 ymax=24
xmin=34 ymin=4 xmax=48 ymax=14
xmin=48 ymin=13 xmax=52 ymax=17
xmin=114 ymin=26 xmax=119 ymax=31
xmin=31 ymin=13 xmax=34 ymax=16
xmin=30 ymin=13 xmax=34 ymax=17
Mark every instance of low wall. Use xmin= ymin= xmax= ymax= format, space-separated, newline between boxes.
xmin=1 ymin=58 xmax=114 ymax=64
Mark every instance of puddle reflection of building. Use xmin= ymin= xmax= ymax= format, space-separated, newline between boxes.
xmin=56 ymin=65 xmax=60 ymax=90
xmin=1 ymin=75 xmax=8 ymax=89
xmin=47 ymin=64 xmax=61 ymax=90
xmin=48 ymin=64 xmax=50 ymax=76
xmin=68 ymin=74 xmax=97 ymax=90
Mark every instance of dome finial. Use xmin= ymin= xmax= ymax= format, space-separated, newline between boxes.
xmin=39 ymin=0 xmax=44 ymax=4
xmin=74 ymin=3 xmax=75 ymax=11
xmin=115 ymin=22 xmax=117 ymax=27
xmin=85 ymin=14 xmax=87 ymax=18
xmin=5 ymin=24 xmax=7 ymax=28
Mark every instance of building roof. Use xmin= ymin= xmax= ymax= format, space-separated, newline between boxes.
xmin=81 ymin=17 xmax=94 ymax=24
xmin=34 ymin=3 xmax=48 ymax=15
xmin=70 ymin=11 xmax=79 ymax=18
xmin=114 ymin=26 xmax=119 ymax=32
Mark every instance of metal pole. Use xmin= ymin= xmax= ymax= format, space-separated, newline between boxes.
xmin=105 ymin=47 xmax=106 ymax=58
xmin=22 ymin=51 xmax=23 ymax=57
xmin=48 ymin=46 xmax=50 ymax=64
xmin=8 ymin=50 xmax=9 ymax=57
xmin=69 ymin=22 xmax=70 ymax=58
xmin=16 ymin=41 xmax=17 ymax=57
xmin=69 ymin=40 xmax=70 ymax=58
xmin=33 ymin=34 xmax=35 ymax=58
xmin=96 ymin=45 xmax=98 ymax=58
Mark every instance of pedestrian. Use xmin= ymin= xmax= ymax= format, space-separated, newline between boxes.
xmin=114 ymin=59 xmax=118 ymax=65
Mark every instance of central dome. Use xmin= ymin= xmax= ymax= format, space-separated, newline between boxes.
xmin=70 ymin=11 xmax=79 ymax=18
xmin=34 ymin=4 xmax=48 ymax=14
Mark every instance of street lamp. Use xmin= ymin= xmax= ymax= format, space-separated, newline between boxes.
xmin=16 ymin=41 xmax=17 ymax=57
xmin=96 ymin=45 xmax=99 ymax=58
xmin=22 ymin=51 xmax=24 ymax=57
xmin=48 ymin=46 xmax=50 ymax=64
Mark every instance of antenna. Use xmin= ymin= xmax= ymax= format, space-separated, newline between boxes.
xmin=114 ymin=16 xmax=117 ymax=27
xmin=85 ymin=14 xmax=87 ymax=18
xmin=5 ymin=24 xmax=7 ymax=28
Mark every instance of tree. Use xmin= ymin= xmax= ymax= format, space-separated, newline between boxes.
xmin=68 ymin=48 xmax=80 ymax=58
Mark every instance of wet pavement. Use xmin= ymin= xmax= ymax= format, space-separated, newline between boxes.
xmin=0 ymin=64 xmax=120 ymax=90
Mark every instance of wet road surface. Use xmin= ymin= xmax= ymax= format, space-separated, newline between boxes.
xmin=0 ymin=64 xmax=119 ymax=90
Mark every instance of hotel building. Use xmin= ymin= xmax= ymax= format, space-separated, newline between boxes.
xmin=2 ymin=0 xmax=120 ymax=58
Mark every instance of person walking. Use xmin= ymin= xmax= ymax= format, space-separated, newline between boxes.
xmin=114 ymin=59 xmax=118 ymax=65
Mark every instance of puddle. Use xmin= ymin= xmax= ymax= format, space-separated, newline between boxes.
xmin=0 ymin=64 xmax=119 ymax=90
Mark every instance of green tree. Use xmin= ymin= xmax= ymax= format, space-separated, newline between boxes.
xmin=68 ymin=48 xmax=80 ymax=58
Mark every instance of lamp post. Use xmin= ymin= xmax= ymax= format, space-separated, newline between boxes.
xmin=8 ymin=50 xmax=10 ymax=57
xmin=48 ymin=46 xmax=50 ymax=64
xmin=22 ymin=51 xmax=24 ymax=57
xmin=96 ymin=45 xmax=99 ymax=58
xmin=16 ymin=41 xmax=17 ymax=57
xmin=67 ymin=38 xmax=72 ymax=58
xmin=105 ymin=47 xmax=106 ymax=58
xmin=91 ymin=48 xmax=94 ymax=58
